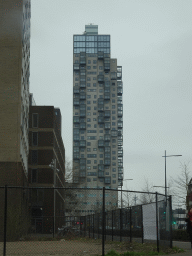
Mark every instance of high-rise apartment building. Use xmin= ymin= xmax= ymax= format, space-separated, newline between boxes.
xmin=0 ymin=0 xmax=31 ymax=240
xmin=72 ymin=25 xmax=123 ymax=191
xmin=0 ymin=0 xmax=31 ymax=185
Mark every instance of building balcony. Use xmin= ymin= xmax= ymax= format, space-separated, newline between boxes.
xmin=111 ymin=130 xmax=118 ymax=137
xmin=73 ymin=116 xmax=80 ymax=123
xmin=117 ymin=66 xmax=122 ymax=80
xmin=117 ymin=87 xmax=123 ymax=95
xmin=104 ymin=159 xmax=111 ymax=166
xmin=118 ymin=149 xmax=123 ymax=157
xmin=98 ymin=140 xmax=104 ymax=147
xmin=118 ymin=174 xmax=123 ymax=180
xmin=73 ymin=86 xmax=79 ymax=94
xmin=104 ymin=146 xmax=111 ymax=153
xmin=104 ymin=134 xmax=111 ymax=141
xmin=98 ymin=51 xmax=104 ymax=59
xmin=73 ymin=135 xmax=80 ymax=141
xmin=79 ymin=122 xmax=86 ymax=129
xmin=98 ymin=171 xmax=104 ymax=178
xmin=118 ymin=161 xmax=123 ymax=167
xmin=73 ymin=99 xmax=79 ymax=105
xmin=80 ymin=158 xmax=86 ymax=165
xmin=104 ymin=63 xmax=110 ymax=71
xmin=118 ymin=121 xmax=123 ymax=128
xmin=104 ymin=177 xmax=111 ymax=184
xmin=80 ymin=58 xmax=86 ymax=65
xmin=104 ymin=122 xmax=110 ymax=129
xmin=79 ymin=171 xmax=86 ymax=177
xmin=73 ymin=153 xmax=79 ymax=160
xmin=80 ymin=75 xmax=86 ymax=82
xmin=104 ymin=58 xmax=110 ymax=71
xmin=79 ymin=140 xmax=86 ymax=147
xmin=104 ymin=110 xmax=111 ymax=117
xmin=118 ymin=110 xmax=123 ymax=117
xmin=80 ymin=93 xmax=86 ymax=100
xmin=98 ymin=75 xmax=104 ymax=83
xmin=111 ymin=72 xmax=117 ymax=80
xmin=98 ymin=164 xmax=104 ymax=171
xmin=118 ymin=167 xmax=123 ymax=174
xmin=80 ymin=81 xmax=86 ymax=88
xmin=80 ymin=110 xmax=86 ymax=117
xmin=104 ymin=93 xmax=110 ymax=100
xmin=73 ymin=177 xmax=79 ymax=184
xmin=98 ymin=105 xmax=104 ymax=111
xmin=98 ymin=116 xmax=104 ymax=123
xmin=73 ymin=64 xmax=80 ymax=71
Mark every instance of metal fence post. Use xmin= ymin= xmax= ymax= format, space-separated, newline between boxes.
xmin=102 ymin=187 xmax=105 ymax=256
xmin=84 ymin=216 xmax=86 ymax=237
xmin=89 ymin=215 xmax=90 ymax=238
xmin=130 ymin=207 xmax=132 ymax=243
xmin=141 ymin=205 xmax=144 ymax=244
xmin=169 ymin=196 xmax=173 ymax=248
xmin=120 ymin=209 xmax=122 ymax=242
xmin=98 ymin=213 xmax=99 ymax=239
xmin=93 ymin=214 xmax=94 ymax=239
xmin=156 ymin=193 xmax=159 ymax=253
xmin=112 ymin=210 xmax=113 ymax=241
xmin=3 ymin=185 xmax=7 ymax=256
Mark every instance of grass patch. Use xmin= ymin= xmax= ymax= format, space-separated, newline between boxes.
xmin=104 ymin=242 xmax=185 ymax=256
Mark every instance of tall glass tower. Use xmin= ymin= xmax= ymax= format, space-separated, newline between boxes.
xmin=73 ymin=25 xmax=123 ymax=191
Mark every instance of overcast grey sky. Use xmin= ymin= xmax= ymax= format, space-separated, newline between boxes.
xmin=30 ymin=0 xmax=192 ymax=196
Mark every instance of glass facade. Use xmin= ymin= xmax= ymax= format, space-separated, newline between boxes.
xmin=74 ymin=35 xmax=110 ymax=54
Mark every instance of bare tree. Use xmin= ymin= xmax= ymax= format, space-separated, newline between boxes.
xmin=139 ymin=178 xmax=155 ymax=204
xmin=170 ymin=162 xmax=191 ymax=208
xmin=65 ymin=158 xmax=73 ymax=183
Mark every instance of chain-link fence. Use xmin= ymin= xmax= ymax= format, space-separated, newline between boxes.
xmin=0 ymin=186 xmax=172 ymax=256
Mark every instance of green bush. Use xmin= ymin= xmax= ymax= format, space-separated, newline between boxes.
xmin=172 ymin=230 xmax=190 ymax=241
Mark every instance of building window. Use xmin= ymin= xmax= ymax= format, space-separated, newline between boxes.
xmin=112 ymin=168 xmax=116 ymax=172
xmin=94 ymin=160 xmax=97 ymax=164
xmin=112 ymin=180 xmax=116 ymax=184
xmin=112 ymin=105 xmax=116 ymax=109
xmin=32 ymin=132 xmax=38 ymax=146
xmin=87 ymin=178 xmax=91 ymax=182
xmin=87 ymin=101 xmax=91 ymax=104
xmin=94 ymin=95 xmax=97 ymax=99
xmin=87 ymin=142 xmax=91 ymax=146
xmin=105 ymin=172 xmax=109 ymax=175
xmin=99 ymin=154 xmax=103 ymax=158
xmin=112 ymin=99 xmax=115 ymax=103
xmin=32 ymin=113 xmax=38 ymax=128
xmin=31 ymin=169 xmax=37 ymax=183
xmin=93 ymin=101 xmax=97 ymax=104
xmin=87 ymin=66 xmax=91 ymax=69
xmin=31 ymin=150 xmax=38 ymax=164
xmin=93 ymin=83 xmax=96 ymax=87
xmin=93 ymin=60 xmax=97 ymax=64
xmin=87 ymin=148 xmax=91 ymax=152
xmin=88 ymin=60 xmax=91 ymax=64
xmin=112 ymin=111 xmax=116 ymax=114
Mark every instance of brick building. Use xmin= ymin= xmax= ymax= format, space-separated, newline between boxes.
xmin=28 ymin=106 xmax=65 ymax=234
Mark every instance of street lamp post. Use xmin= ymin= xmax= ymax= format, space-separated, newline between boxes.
xmin=49 ymin=159 xmax=60 ymax=237
xmin=162 ymin=150 xmax=182 ymax=202
xmin=121 ymin=179 xmax=133 ymax=208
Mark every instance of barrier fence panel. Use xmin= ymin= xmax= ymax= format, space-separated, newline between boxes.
xmin=1 ymin=187 xmax=173 ymax=256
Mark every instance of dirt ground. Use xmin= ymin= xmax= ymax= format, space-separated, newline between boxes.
xmin=0 ymin=239 xmax=127 ymax=256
